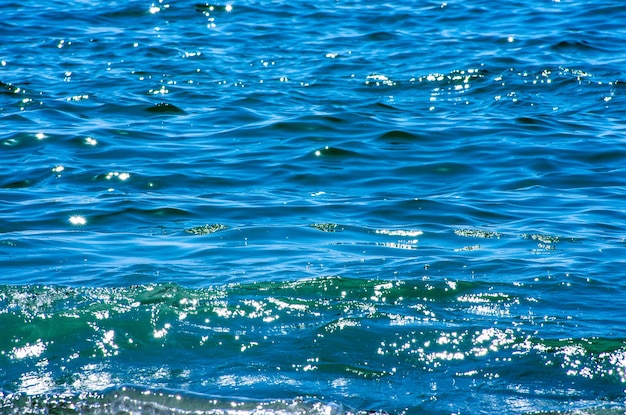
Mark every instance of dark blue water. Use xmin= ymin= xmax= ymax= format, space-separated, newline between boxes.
xmin=2 ymin=1 xmax=626 ymax=414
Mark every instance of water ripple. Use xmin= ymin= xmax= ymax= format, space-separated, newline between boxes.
xmin=3 ymin=0 xmax=626 ymax=413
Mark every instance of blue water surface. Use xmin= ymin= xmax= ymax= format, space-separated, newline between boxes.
xmin=2 ymin=1 xmax=626 ymax=414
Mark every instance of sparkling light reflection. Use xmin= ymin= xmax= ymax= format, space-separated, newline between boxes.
xmin=18 ymin=371 xmax=54 ymax=395
xmin=69 ymin=215 xmax=87 ymax=225
xmin=11 ymin=340 xmax=46 ymax=360
xmin=376 ymin=229 xmax=423 ymax=237
xmin=105 ymin=171 xmax=131 ymax=181
xmin=365 ymin=74 xmax=395 ymax=86
xmin=72 ymin=364 xmax=114 ymax=390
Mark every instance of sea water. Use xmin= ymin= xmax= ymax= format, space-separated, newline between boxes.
xmin=1 ymin=1 xmax=626 ymax=414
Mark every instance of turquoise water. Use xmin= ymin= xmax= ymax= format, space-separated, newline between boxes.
xmin=2 ymin=1 xmax=626 ymax=414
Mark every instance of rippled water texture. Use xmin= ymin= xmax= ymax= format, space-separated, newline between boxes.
xmin=2 ymin=0 xmax=626 ymax=414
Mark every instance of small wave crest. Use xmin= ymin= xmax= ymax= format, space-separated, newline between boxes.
xmin=0 ymin=386 xmax=372 ymax=415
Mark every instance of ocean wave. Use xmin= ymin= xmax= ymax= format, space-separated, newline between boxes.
xmin=3 ymin=0 xmax=626 ymax=413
